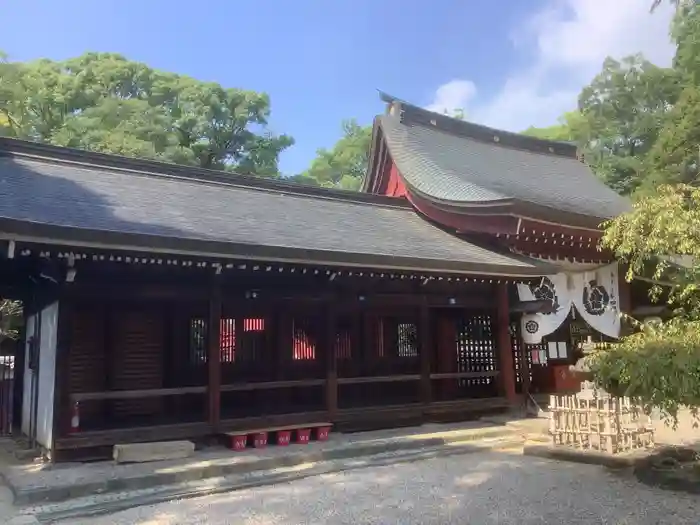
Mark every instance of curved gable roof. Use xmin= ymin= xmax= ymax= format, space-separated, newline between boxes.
xmin=378 ymin=107 xmax=631 ymax=221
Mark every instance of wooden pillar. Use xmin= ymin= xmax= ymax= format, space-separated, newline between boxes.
xmin=273 ymin=312 xmax=288 ymax=381
xmin=325 ymin=307 xmax=338 ymax=420
xmin=496 ymin=283 xmax=517 ymax=402
xmin=520 ymin=327 xmax=531 ymax=395
xmin=207 ymin=285 xmax=222 ymax=431
xmin=419 ymin=302 xmax=432 ymax=404
xmin=361 ymin=311 xmax=373 ymax=375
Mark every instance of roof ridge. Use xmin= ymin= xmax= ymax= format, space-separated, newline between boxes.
xmin=0 ymin=137 xmax=411 ymax=210
xmin=379 ymin=92 xmax=579 ymax=160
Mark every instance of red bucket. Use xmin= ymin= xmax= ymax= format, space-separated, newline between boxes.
xmin=315 ymin=426 xmax=331 ymax=441
xmin=252 ymin=431 xmax=268 ymax=448
xmin=295 ymin=428 xmax=311 ymax=444
xmin=229 ymin=434 xmax=248 ymax=451
xmin=276 ymin=430 xmax=291 ymax=446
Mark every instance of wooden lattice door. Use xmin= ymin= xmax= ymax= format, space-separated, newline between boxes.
xmin=454 ymin=312 xmax=498 ymax=395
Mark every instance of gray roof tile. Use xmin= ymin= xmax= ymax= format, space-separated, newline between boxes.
xmin=0 ymin=152 xmax=552 ymax=275
xmin=380 ymin=113 xmax=631 ymax=220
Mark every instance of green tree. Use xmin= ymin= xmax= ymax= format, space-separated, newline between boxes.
xmin=576 ymin=55 xmax=680 ymax=195
xmin=643 ymin=85 xmax=700 ymax=188
xmin=302 ymin=119 xmax=372 ymax=190
xmin=670 ymin=1 xmax=700 ymax=85
xmin=0 ymin=300 xmax=22 ymax=343
xmin=0 ymin=52 xmax=293 ymax=176
xmin=582 ymin=2 xmax=700 ymax=423
xmin=51 ymin=97 xmax=186 ymax=161
xmin=589 ymin=184 xmax=700 ymax=422
xmin=521 ymin=111 xmax=586 ymax=142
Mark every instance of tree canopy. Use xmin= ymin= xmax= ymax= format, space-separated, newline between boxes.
xmin=0 ymin=300 xmax=21 ymax=343
xmin=589 ymin=185 xmax=700 ymax=421
xmin=299 ymin=119 xmax=372 ymax=190
xmin=0 ymin=52 xmax=293 ymax=177
xmin=521 ymin=111 xmax=585 ymax=142
xmin=583 ymin=1 xmax=700 ymax=421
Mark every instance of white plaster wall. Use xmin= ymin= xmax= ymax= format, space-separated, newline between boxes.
xmin=20 ymin=302 xmax=58 ymax=449
xmin=20 ymin=314 xmax=35 ymax=436
xmin=36 ymin=302 xmax=58 ymax=449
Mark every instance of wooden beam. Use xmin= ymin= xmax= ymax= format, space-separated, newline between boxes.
xmin=496 ymin=284 xmax=517 ymax=402
xmin=429 ymin=371 xmax=500 ymax=380
xmin=220 ymin=379 xmax=325 ymax=392
xmin=71 ymin=386 xmax=207 ymax=402
xmin=337 ymin=374 xmax=421 ymax=385
xmin=325 ymin=306 xmax=338 ymax=420
xmin=419 ymin=303 xmax=431 ymax=404
xmin=207 ymin=284 xmax=222 ymax=431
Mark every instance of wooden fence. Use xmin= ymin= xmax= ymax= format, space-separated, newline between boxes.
xmin=549 ymin=388 xmax=654 ymax=454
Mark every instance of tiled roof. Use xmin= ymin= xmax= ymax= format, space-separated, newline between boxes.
xmin=0 ymin=139 xmax=555 ymax=276
xmin=378 ymin=106 xmax=631 ymax=220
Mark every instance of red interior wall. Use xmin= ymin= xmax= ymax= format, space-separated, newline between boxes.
xmin=383 ymin=163 xmax=408 ymax=198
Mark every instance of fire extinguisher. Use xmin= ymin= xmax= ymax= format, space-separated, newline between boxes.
xmin=70 ymin=401 xmax=80 ymax=434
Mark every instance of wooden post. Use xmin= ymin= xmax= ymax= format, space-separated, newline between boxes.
xmin=520 ymin=326 xmax=531 ymax=395
xmin=325 ymin=306 xmax=338 ymax=420
xmin=207 ymin=285 xmax=222 ymax=431
xmin=419 ymin=302 xmax=431 ymax=404
xmin=273 ymin=312 xmax=288 ymax=381
xmin=496 ymin=283 xmax=517 ymax=402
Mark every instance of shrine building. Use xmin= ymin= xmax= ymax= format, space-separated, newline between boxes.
xmin=0 ymin=93 xmax=643 ymax=459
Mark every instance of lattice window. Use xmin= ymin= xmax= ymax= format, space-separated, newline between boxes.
xmin=397 ymin=323 xmax=418 ymax=357
xmin=455 ymin=314 xmax=497 ymax=387
xmin=220 ymin=318 xmax=235 ymax=363
xmin=335 ymin=329 xmax=352 ymax=360
xmin=335 ymin=317 xmax=354 ymax=360
xmin=238 ymin=318 xmax=266 ymax=363
xmin=292 ymin=318 xmax=317 ymax=360
xmin=189 ymin=318 xmax=207 ymax=364
xmin=511 ymin=320 xmax=533 ymax=388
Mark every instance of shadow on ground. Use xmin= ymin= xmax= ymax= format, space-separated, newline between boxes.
xmin=65 ymin=450 xmax=700 ymax=525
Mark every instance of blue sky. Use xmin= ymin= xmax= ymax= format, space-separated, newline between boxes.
xmin=2 ymin=0 xmax=676 ymax=175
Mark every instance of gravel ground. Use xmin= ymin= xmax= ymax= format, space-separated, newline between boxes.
xmin=64 ymin=451 xmax=699 ymax=525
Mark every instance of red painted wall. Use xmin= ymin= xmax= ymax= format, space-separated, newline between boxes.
xmin=382 ymin=162 xmax=408 ymax=198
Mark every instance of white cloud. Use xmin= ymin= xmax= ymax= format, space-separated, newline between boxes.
xmin=425 ymin=80 xmax=477 ymax=115
xmin=426 ymin=0 xmax=677 ymax=132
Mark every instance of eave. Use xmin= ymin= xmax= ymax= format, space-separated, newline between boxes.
xmin=0 ymin=218 xmax=560 ymax=278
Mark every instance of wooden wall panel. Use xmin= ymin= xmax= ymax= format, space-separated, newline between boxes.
xmin=67 ymin=303 xmax=107 ymax=423
xmin=111 ymin=308 xmax=165 ymax=418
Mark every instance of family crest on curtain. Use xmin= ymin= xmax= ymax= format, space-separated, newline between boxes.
xmin=517 ymin=263 xmax=620 ymax=345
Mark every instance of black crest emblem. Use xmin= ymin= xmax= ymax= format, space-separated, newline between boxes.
xmin=525 ymin=320 xmax=539 ymax=334
xmin=529 ymin=277 xmax=559 ymax=314
xmin=582 ymin=279 xmax=611 ymax=316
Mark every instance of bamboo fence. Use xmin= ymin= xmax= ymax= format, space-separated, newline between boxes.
xmin=549 ymin=387 xmax=654 ymax=454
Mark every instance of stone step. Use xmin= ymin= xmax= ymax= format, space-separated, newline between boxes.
xmin=113 ymin=441 xmax=195 ymax=464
